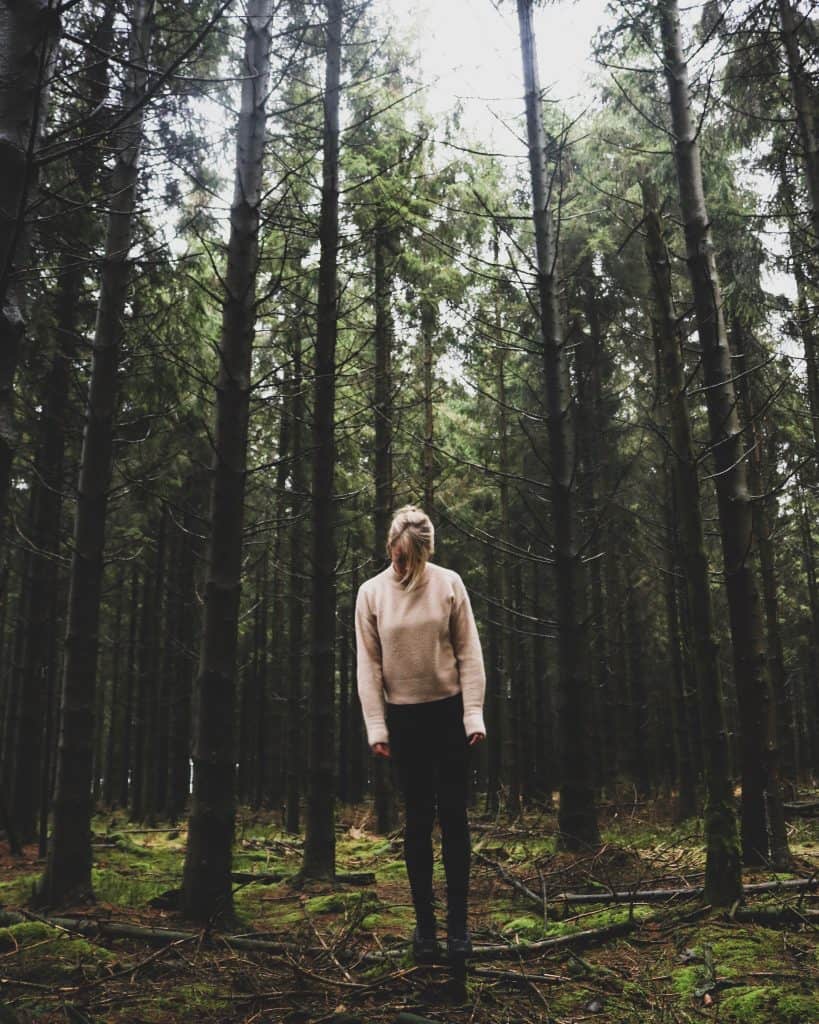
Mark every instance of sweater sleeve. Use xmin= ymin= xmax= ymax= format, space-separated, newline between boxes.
xmin=450 ymin=575 xmax=487 ymax=738
xmin=354 ymin=585 xmax=389 ymax=746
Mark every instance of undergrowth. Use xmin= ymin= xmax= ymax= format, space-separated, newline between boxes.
xmin=0 ymin=800 xmax=816 ymax=1022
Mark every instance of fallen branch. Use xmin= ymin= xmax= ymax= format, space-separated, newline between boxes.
xmin=360 ymin=917 xmax=642 ymax=963
xmin=732 ymin=906 xmax=819 ymax=927
xmin=231 ymin=871 xmax=375 ymax=886
xmin=0 ymin=911 xmax=298 ymax=955
xmin=477 ymin=858 xmax=818 ymax=908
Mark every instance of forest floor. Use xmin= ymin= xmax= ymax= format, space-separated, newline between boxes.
xmin=0 ymin=797 xmax=817 ymax=1024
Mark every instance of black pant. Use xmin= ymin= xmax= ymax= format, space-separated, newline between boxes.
xmin=386 ymin=692 xmax=471 ymax=931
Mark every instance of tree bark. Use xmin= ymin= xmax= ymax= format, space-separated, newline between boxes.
xmin=641 ymin=178 xmax=741 ymax=905
xmin=732 ymin=319 xmax=790 ymax=868
xmin=371 ymin=223 xmax=396 ymax=833
xmin=302 ymin=0 xmax=342 ymax=882
xmin=777 ymin=0 xmax=819 ymax=255
xmin=658 ymin=0 xmax=770 ymax=868
xmin=421 ymin=299 xmax=436 ymax=515
xmin=516 ymin=0 xmax=600 ymax=849
xmin=0 ymin=0 xmax=59 ymax=533
xmin=181 ymin=0 xmax=273 ymax=923
xmin=286 ymin=331 xmax=305 ymax=834
xmin=38 ymin=0 xmax=155 ymax=907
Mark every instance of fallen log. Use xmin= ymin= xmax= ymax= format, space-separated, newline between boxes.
xmin=0 ymin=910 xmax=299 ymax=955
xmin=783 ymin=800 xmax=819 ymax=818
xmin=732 ymin=906 xmax=819 ymax=927
xmin=477 ymin=855 xmax=818 ymax=909
xmin=359 ymin=917 xmax=642 ymax=963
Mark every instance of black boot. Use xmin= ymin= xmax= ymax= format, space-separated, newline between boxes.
xmin=446 ymin=908 xmax=472 ymax=960
xmin=411 ymin=907 xmax=439 ymax=964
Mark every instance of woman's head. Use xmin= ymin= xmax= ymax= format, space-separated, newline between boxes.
xmin=387 ymin=505 xmax=435 ymax=589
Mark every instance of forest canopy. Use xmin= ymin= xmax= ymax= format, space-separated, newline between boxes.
xmin=0 ymin=0 xmax=818 ymax=1018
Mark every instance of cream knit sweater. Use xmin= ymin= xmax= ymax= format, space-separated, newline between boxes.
xmin=354 ymin=562 xmax=487 ymax=747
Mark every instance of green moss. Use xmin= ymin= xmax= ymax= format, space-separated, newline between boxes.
xmin=672 ymin=964 xmax=703 ymax=998
xmin=375 ymin=859 xmax=406 ymax=881
xmin=493 ymin=903 xmax=652 ymax=943
xmin=0 ymin=921 xmax=115 ymax=985
xmin=0 ymin=920 xmax=55 ymax=949
xmin=0 ymin=874 xmax=40 ymax=904
xmin=719 ymin=986 xmax=819 ymax=1024
xmin=92 ymin=866 xmax=179 ymax=907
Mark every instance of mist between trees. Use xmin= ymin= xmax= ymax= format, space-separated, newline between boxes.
xmin=0 ymin=0 xmax=818 ymax=924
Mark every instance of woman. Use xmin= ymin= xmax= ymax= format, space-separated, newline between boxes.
xmin=355 ymin=505 xmax=486 ymax=962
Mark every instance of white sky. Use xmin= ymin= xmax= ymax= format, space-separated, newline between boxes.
xmin=378 ymin=0 xmax=609 ymax=141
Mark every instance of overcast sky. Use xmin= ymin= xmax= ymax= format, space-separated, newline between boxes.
xmin=378 ymin=0 xmax=610 ymax=143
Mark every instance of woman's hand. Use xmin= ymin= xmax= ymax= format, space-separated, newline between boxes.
xmin=372 ymin=742 xmax=391 ymax=758
xmin=468 ymin=732 xmax=486 ymax=746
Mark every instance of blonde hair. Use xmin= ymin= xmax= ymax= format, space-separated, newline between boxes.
xmin=387 ymin=505 xmax=435 ymax=590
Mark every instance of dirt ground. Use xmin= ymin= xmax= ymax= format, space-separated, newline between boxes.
xmin=1 ymin=799 xmax=817 ymax=1023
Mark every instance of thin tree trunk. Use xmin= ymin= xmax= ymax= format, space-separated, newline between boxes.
xmin=141 ymin=505 xmax=167 ymax=824
xmin=0 ymin=0 xmax=59 ymax=532
xmin=778 ymin=0 xmax=819 ymax=254
xmin=421 ymin=300 xmax=436 ymax=514
xmin=181 ymin=0 xmax=273 ymax=923
xmin=516 ymin=0 xmax=599 ymax=850
xmin=658 ymin=0 xmax=770 ymax=867
xmin=286 ymin=333 xmax=305 ymax=834
xmin=130 ymin=566 xmax=152 ymax=821
xmin=641 ymin=178 xmax=741 ymax=905
xmin=348 ymin=564 xmax=365 ymax=806
xmin=302 ymin=0 xmax=342 ymax=882
xmin=529 ymin=558 xmax=552 ymax=805
xmin=484 ymin=543 xmax=503 ymax=816
xmin=268 ymin=376 xmax=291 ymax=812
xmin=659 ymin=444 xmax=697 ymax=819
xmin=576 ymin=271 xmax=609 ymax=792
xmin=797 ymin=477 xmax=819 ymax=779
xmin=254 ymin=549 xmax=269 ymax=810
xmin=372 ymin=223 xmax=396 ymax=833
xmin=732 ymin=320 xmax=790 ymax=867
xmin=166 ymin=501 xmax=197 ymax=822
xmin=120 ymin=563 xmax=139 ymax=810
xmin=103 ymin=570 xmax=125 ymax=807
xmin=38 ymin=0 xmax=155 ymax=906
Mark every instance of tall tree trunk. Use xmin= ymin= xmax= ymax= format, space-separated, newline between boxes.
xmin=181 ymin=0 xmax=273 ymax=923
xmin=38 ymin=0 xmax=155 ymax=906
xmin=119 ymin=563 xmax=139 ymax=810
xmin=371 ymin=223 xmax=396 ymax=833
xmin=129 ymin=567 xmax=151 ymax=820
xmin=268 ymin=377 xmax=291 ymax=812
xmin=731 ymin=320 xmax=790 ymax=867
xmin=787 ymin=220 xmax=819 ymax=451
xmin=797 ymin=476 xmax=819 ymax=778
xmin=658 ymin=0 xmax=770 ymax=867
xmin=778 ymin=0 xmax=819 ymax=255
xmin=103 ymin=570 xmax=125 ymax=807
xmin=166 ymin=501 xmax=197 ymax=822
xmin=253 ymin=549 xmax=269 ymax=810
xmin=641 ymin=179 xmax=741 ymax=904
xmin=484 ymin=545 xmax=503 ymax=816
xmin=516 ymin=0 xmax=599 ymax=849
xmin=347 ymin=564 xmax=365 ymax=806
xmin=0 ymin=0 xmax=59 ymax=533
xmin=529 ymin=558 xmax=552 ymax=804
xmin=576 ymin=271 xmax=610 ymax=792
xmin=493 ymin=242 xmax=518 ymax=815
xmin=302 ymin=0 xmax=342 ymax=882
xmin=659 ymin=441 xmax=697 ymax=819
xmin=141 ymin=505 xmax=167 ymax=824
xmin=286 ymin=332 xmax=305 ymax=834
xmin=420 ymin=299 xmax=436 ymax=515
